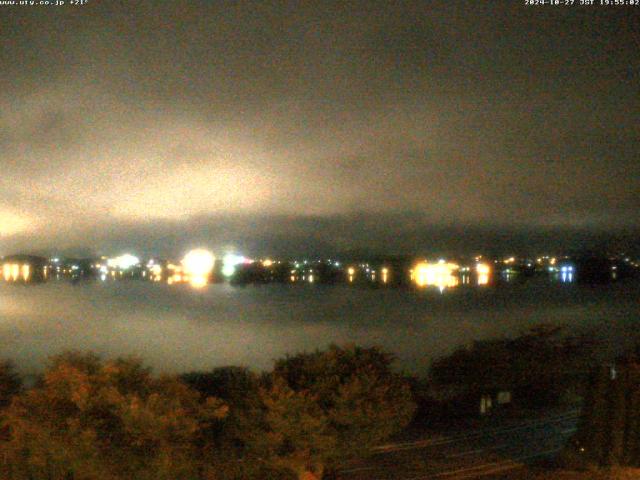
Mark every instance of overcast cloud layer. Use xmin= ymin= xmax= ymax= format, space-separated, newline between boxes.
xmin=0 ymin=1 xmax=638 ymax=256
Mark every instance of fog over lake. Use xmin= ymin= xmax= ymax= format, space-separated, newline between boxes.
xmin=1 ymin=279 xmax=638 ymax=376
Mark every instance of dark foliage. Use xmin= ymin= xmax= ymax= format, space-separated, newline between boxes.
xmin=429 ymin=325 xmax=598 ymax=408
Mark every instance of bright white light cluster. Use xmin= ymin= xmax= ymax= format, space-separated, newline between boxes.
xmin=222 ymin=254 xmax=247 ymax=277
xmin=107 ymin=254 xmax=140 ymax=270
xmin=182 ymin=249 xmax=215 ymax=277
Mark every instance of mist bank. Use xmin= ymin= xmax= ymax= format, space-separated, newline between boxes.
xmin=4 ymin=211 xmax=640 ymax=259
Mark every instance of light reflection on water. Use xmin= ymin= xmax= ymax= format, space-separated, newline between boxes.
xmin=0 ymin=277 xmax=637 ymax=377
xmin=560 ymin=271 xmax=574 ymax=283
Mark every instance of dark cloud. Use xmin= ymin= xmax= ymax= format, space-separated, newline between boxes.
xmin=0 ymin=1 xmax=638 ymax=255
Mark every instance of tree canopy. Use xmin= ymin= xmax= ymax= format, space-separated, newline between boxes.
xmin=430 ymin=325 xmax=599 ymax=407
xmin=0 ymin=360 xmax=21 ymax=408
xmin=253 ymin=345 xmax=416 ymax=480
xmin=0 ymin=346 xmax=415 ymax=480
xmin=0 ymin=352 xmax=227 ymax=480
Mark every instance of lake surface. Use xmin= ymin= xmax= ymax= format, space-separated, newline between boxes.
xmin=1 ymin=278 xmax=638 ymax=376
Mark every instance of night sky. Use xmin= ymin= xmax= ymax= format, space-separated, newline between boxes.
xmin=1 ymin=1 xmax=638 ymax=257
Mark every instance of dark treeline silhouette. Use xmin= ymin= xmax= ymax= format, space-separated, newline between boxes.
xmin=413 ymin=325 xmax=599 ymax=425
xmin=574 ymin=352 xmax=640 ymax=468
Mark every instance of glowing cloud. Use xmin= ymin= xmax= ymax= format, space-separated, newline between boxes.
xmin=0 ymin=210 xmax=33 ymax=237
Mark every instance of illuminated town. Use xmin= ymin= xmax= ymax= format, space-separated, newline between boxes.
xmin=1 ymin=248 xmax=637 ymax=290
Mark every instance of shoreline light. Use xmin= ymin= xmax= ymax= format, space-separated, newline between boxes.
xmin=107 ymin=254 xmax=140 ymax=270
xmin=222 ymin=254 xmax=247 ymax=277
xmin=413 ymin=260 xmax=459 ymax=290
xmin=182 ymin=249 xmax=215 ymax=288
xmin=476 ymin=262 xmax=491 ymax=285
xmin=381 ymin=267 xmax=389 ymax=284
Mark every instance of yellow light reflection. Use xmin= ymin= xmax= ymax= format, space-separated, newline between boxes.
xmin=167 ymin=273 xmax=184 ymax=285
xmin=11 ymin=264 xmax=19 ymax=282
xmin=3 ymin=264 xmax=10 ymax=282
xmin=476 ymin=262 xmax=491 ymax=286
xmin=21 ymin=264 xmax=30 ymax=281
xmin=347 ymin=267 xmax=355 ymax=283
xmin=150 ymin=264 xmax=163 ymax=282
xmin=413 ymin=260 xmax=459 ymax=290
xmin=189 ymin=275 xmax=208 ymax=289
xmin=381 ymin=267 xmax=389 ymax=284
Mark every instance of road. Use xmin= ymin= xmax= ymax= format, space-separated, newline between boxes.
xmin=338 ymin=410 xmax=579 ymax=480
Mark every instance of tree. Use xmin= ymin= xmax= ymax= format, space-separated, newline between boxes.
xmin=429 ymin=324 xmax=598 ymax=408
xmin=181 ymin=367 xmax=289 ymax=480
xmin=1 ymin=347 xmax=416 ymax=480
xmin=250 ymin=345 xmax=416 ymax=480
xmin=0 ymin=352 xmax=227 ymax=480
xmin=0 ymin=360 xmax=21 ymax=408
